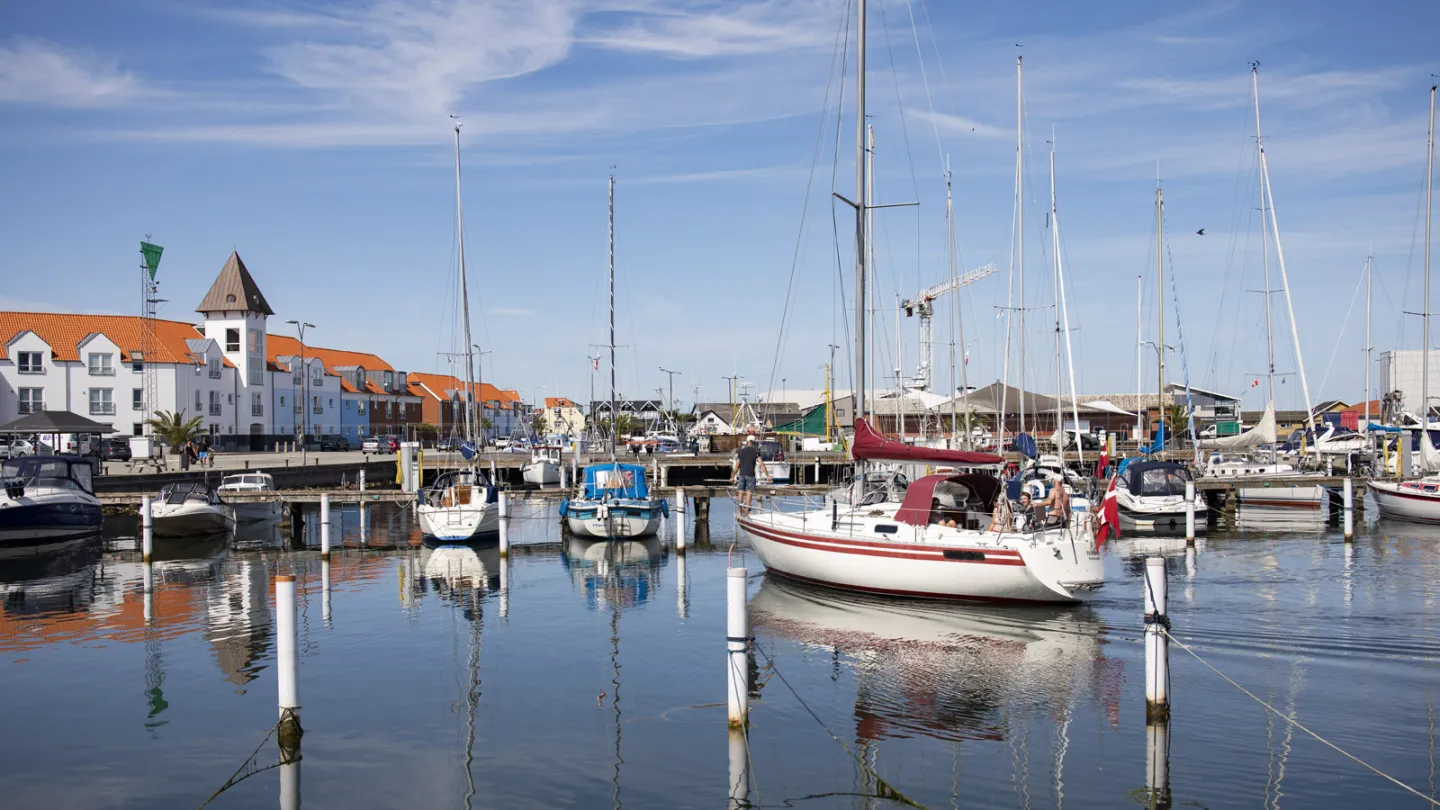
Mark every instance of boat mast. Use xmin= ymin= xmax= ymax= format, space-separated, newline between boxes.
xmin=867 ymin=125 xmax=876 ymax=425
xmin=1016 ymin=56 xmax=1027 ymax=438
xmin=454 ymin=121 xmax=476 ymax=444
xmin=1254 ymin=65 xmax=1318 ymax=440
xmin=1156 ymin=178 xmax=1165 ymax=451
xmin=1051 ymin=136 xmax=1084 ymax=466
xmin=1135 ymin=275 xmax=1143 ymax=444
xmin=853 ymin=0 xmax=867 ymax=433
xmin=609 ymin=174 xmax=618 ymax=463
xmin=1051 ymin=138 xmax=1064 ymax=467
xmin=1425 ymin=83 xmax=1436 ymax=429
xmin=947 ymin=157 xmax=973 ymax=449
xmin=1252 ymin=65 xmax=1277 ymax=463
xmin=1365 ymin=253 xmax=1373 ymax=429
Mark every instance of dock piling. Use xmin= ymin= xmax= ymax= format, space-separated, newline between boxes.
xmin=499 ymin=556 xmax=510 ymax=618
xmin=359 ymin=468 xmax=366 ymax=491
xmin=322 ymin=559 xmax=332 ymax=627
xmin=726 ymin=567 xmax=749 ymax=729
xmin=140 ymin=494 xmax=153 ymax=564
xmin=1144 ymin=557 xmax=1170 ymax=723
xmin=319 ymin=494 xmax=331 ymax=560
xmin=727 ymin=727 xmax=750 ymax=809
xmin=499 ymin=504 xmax=510 ymax=558
xmin=275 ymin=575 xmax=302 ymax=747
xmin=1343 ymin=477 xmax=1355 ymax=540
xmin=1184 ymin=480 xmax=1195 ymax=543
xmin=1145 ymin=717 xmax=1171 ymax=809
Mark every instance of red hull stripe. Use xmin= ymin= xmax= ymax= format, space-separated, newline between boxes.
xmin=1373 ymin=487 xmax=1440 ymax=504
xmin=740 ymin=519 xmax=1022 ymax=558
xmin=762 ymin=565 xmax=1056 ymax=604
xmin=740 ymin=520 xmax=1027 ymax=566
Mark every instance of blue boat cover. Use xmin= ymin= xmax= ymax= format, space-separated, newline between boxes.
xmin=581 ymin=463 xmax=650 ymax=500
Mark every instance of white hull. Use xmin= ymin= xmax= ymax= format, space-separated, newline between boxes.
xmin=416 ymin=502 xmax=499 ymax=541
xmin=1237 ymin=484 xmax=1326 ymax=508
xmin=522 ymin=460 xmax=561 ymax=486
xmin=1369 ymin=479 xmax=1440 ymax=524
xmin=566 ymin=511 xmax=659 ymax=539
xmin=762 ymin=461 xmax=791 ymax=484
xmin=151 ymin=503 xmax=236 ymax=537
xmin=738 ymin=509 xmax=1102 ymax=604
xmin=1116 ymin=490 xmax=1208 ymax=532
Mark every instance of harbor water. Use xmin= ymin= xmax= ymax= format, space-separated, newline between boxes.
xmin=2 ymin=497 xmax=1438 ymax=808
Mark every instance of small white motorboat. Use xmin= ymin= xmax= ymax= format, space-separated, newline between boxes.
xmin=521 ymin=446 xmax=562 ymax=486
xmin=151 ymin=483 xmax=236 ymax=537
xmin=217 ymin=472 xmax=283 ymax=522
xmin=1114 ymin=460 xmax=1208 ymax=532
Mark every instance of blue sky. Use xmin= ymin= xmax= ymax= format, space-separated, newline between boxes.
xmin=1 ymin=0 xmax=1437 ymax=413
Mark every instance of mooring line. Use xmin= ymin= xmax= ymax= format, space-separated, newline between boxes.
xmin=1163 ymin=627 xmax=1440 ymax=807
xmin=753 ymin=644 xmax=927 ymax=809
xmin=195 ymin=718 xmax=284 ymax=809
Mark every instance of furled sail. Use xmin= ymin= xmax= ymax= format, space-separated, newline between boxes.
xmin=1421 ymin=427 xmax=1440 ymax=473
xmin=1198 ymin=403 xmax=1277 ymax=450
xmin=851 ymin=419 xmax=1003 ymax=465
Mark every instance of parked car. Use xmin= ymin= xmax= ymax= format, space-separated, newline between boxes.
xmin=1 ymin=438 xmax=53 ymax=458
xmin=101 ymin=437 xmax=133 ymax=461
xmin=435 ymin=436 xmax=460 ymax=451
xmin=319 ymin=436 xmax=351 ymax=452
xmin=494 ymin=437 xmax=511 ymax=451
xmin=361 ymin=436 xmax=382 ymax=454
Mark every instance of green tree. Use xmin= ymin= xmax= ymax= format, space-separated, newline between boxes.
xmin=1164 ymin=403 xmax=1191 ymax=441
xmin=532 ymin=412 xmax=549 ymax=436
xmin=613 ymin=414 xmax=640 ymax=438
xmin=144 ymin=410 xmax=205 ymax=448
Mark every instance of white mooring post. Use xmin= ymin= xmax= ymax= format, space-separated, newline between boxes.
xmin=141 ymin=494 xmax=153 ymax=564
xmin=499 ymin=509 xmax=510 ymax=558
xmin=321 ymin=559 xmax=332 ymax=628
xmin=499 ymin=555 xmax=510 ymax=619
xmin=1343 ymin=477 xmax=1355 ymax=540
xmin=1145 ymin=715 xmax=1170 ymax=808
xmin=1184 ymin=480 xmax=1195 ymax=543
xmin=813 ymin=457 xmax=821 ymax=485
xmin=499 ymin=490 xmax=509 ymax=519
xmin=275 ymin=575 xmax=302 ymax=743
xmin=142 ymin=561 xmax=154 ymax=623
xmin=319 ymin=494 xmax=331 ymax=560
xmin=279 ymin=754 xmax=301 ymax=810
xmin=359 ymin=468 xmax=366 ymax=491
xmin=1143 ymin=556 xmax=1170 ymax=723
xmin=726 ymin=567 xmax=749 ymax=729
xmin=676 ymin=550 xmax=688 ymax=619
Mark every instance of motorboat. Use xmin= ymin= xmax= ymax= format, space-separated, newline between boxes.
xmin=1113 ymin=460 xmax=1208 ymax=532
xmin=739 ymin=421 xmax=1103 ymax=604
xmin=757 ymin=438 xmax=791 ymax=484
xmin=416 ymin=468 xmax=499 ymax=541
xmin=216 ymin=472 xmax=283 ymax=522
xmin=521 ymin=446 xmax=562 ymax=486
xmin=151 ymin=483 xmax=236 ymax=537
xmin=1202 ymin=452 xmax=1326 ymax=508
xmin=561 ymin=462 xmax=664 ymax=539
xmin=0 ymin=456 xmax=103 ymax=543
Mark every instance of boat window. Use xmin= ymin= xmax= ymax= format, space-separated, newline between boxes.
xmin=1137 ymin=468 xmax=1190 ymax=497
xmin=873 ymin=524 xmax=898 ymax=534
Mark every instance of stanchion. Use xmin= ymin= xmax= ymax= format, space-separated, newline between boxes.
xmin=1144 ymin=557 xmax=1170 ymax=723
xmin=1184 ymin=480 xmax=1195 ymax=543
xmin=319 ymin=494 xmax=331 ymax=561
xmin=141 ymin=494 xmax=153 ymax=564
xmin=1343 ymin=477 xmax=1355 ymax=540
xmin=275 ymin=575 xmax=302 ymax=748
xmin=726 ymin=567 xmax=748 ymax=728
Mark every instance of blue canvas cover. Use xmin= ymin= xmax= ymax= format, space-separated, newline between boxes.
xmin=581 ymin=463 xmax=650 ymax=500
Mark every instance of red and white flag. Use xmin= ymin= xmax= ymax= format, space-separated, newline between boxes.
xmin=1095 ymin=475 xmax=1121 ymax=546
xmin=1096 ymin=448 xmax=1110 ymax=478
xmin=1250 ymin=378 xmax=1260 ymax=388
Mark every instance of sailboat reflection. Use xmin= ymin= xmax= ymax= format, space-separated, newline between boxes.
xmin=421 ymin=543 xmax=502 ymax=614
xmin=560 ymin=536 xmax=665 ymax=611
xmin=749 ymin=576 xmax=1118 ymax=744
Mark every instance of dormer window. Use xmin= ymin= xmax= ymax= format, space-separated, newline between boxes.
xmin=226 ymin=294 xmax=237 ymax=304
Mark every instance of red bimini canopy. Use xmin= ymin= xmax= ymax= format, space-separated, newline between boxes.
xmin=851 ymin=419 xmax=1004 ymax=466
xmin=894 ymin=473 xmax=1005 ymax=526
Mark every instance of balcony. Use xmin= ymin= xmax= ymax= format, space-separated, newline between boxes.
xmin=18 ymin=366 xmax=44 ymax=375
xmin=89 ymin=367 xmax=116 ymax=377
xmin=89 ymin=403 xmax=116 ymax=416
xmin=294 ymin=404 xmax=303 ymax=413
xmin=209 ymin=368 xmax=222 ymax=380
xmin=209 ymin=404 xmax=222 ymax=416
xmin=312 ymin=405 xmax=323 ymax=415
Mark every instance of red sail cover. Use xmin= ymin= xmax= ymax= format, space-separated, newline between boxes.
xmin=851 ymin=419 xmax=1004 ymax=465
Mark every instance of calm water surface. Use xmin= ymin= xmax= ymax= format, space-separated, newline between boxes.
xmin=2 ymin=498 xmax=1438 ymax=809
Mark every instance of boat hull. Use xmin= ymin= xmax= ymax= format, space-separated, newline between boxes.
xmin=151 ymin=505 xmax=236 ymax=537
xmin=1236 ymin=484 xmax=1326 ymax=508
xmin=0 ymin=498 xmax=103 ymax=543
xmin=416 ymin=502 xmax=499 ymax=541
xmin=565 ymin=502 xmax=659 ymax=539
xmin=1369 ymin=480 xmax=1440 ymax=524
xmin=738 ymin=514 xmax=1101 ymax=604
xmin=522 ymin=461 xmax=561 ymax=486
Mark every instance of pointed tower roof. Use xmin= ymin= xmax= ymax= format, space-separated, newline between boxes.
xmin=196 ymin=251 xmax=274 ymax=316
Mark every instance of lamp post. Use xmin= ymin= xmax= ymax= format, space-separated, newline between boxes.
xmin=659 ymin=367 xmax=682 ymax=431
xmin=287 ymin=321 xmax=315 ymax=465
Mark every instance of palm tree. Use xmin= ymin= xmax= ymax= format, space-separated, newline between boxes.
xmin=144 ymin=410 xmax=205 ymax=448
xmin=1164 ymin=402 xmax=1191 ymax=442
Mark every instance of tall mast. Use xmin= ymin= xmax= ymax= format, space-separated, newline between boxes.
xmin=1016 ymin=56 xmax=1026 ymax=437
xmin=1425 ymin=84 xmax=1436 ymax=428
xmin=853 ymin=0 xmax=867 ymax=431
xmin=1156 ymin=179 xmax=1165 ymax=449
xmin=1365 ymin=253 xmax=1373 ymax=429
xmin=608 ymin=174 xmax=618 ymax=463
xmin=454 ymin=122 xmax=476 ymax=443
xmin=1051 ymin=139 xmax=1064 ymax=467
xmin=947 ymin=157 xmax=973 ymax=449
xmin=1252 ymin=66 xmax=1277 ymax=425
xmin=866 ymin=125 xmax=876 ymax=422
xmin=1135 ymin=275 xmax=1143 ymax=443
xmin=1051 ymin=136 xmax=1083 ymax=465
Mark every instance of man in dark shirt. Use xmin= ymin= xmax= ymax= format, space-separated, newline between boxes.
xmin=731 ymin=435 xmax=770 ymax=515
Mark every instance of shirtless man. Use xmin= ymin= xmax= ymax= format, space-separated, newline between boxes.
xmin=1037 ymin=482 xmax=1071 ymax=527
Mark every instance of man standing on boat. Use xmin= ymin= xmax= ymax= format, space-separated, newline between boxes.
xmin=731 ymin=435 xmax=770 ymax=516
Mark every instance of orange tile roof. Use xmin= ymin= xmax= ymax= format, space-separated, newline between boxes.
xmin=267 ymin=334 xmax=392 ymax=374
xmin=545 ymin=397 xmax=578 ymax=408
xmin=0 ymin=312 xmax=211 ymax=365
xmin=408 ymin=371 xmax=517 ymax=404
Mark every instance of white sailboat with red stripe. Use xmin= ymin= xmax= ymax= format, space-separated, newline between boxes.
xmin=738 ymin=422 xmax=1104 ymax=603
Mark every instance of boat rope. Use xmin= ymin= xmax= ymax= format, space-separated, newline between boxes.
xmin=752 ymin=644 xmax=927 ymax=809
xmin=1161 ymin=627 xmax=1440 ymax=807
xmin=1314 ymin=260 xmax=1368 ymax=404
xmin=195 ymin=717 xmax=284 ymax=809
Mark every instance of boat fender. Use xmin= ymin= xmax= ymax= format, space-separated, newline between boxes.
xmin=559 ymin=498 xmax=569 ymax=518
xmin=660 ymin=498 xmax=669 ymax=518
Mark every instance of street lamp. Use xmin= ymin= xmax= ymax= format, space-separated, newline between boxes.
xmin=287 ymin=321 xmax=315 ymax=465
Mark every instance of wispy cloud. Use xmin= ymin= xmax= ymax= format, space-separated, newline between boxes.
xmin=0 ymin=37 xmax=143 ymax=107
xmin=491 ymin=306 xmax=536 ymax=317
xmin=909 ymin=110 xmax=1009 ymax=140
xmin=583 ymin=0 xmax=834 ymax=59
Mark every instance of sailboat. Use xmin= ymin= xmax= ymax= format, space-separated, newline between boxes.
xmin=1115 ymin=179 xmax=1208 ymax=530
xmin=416 ymin=121 xmax=500 ymax=542
xmin=559 ymin=176 xmax=665 ymax=539
xmin=737 ymin=1 xmax=1103 ymax=604
xmin=1370 ymin=84 xmax=1440 ymax=523
xmin=1197 ymin=65 xmax=1326 ymax=510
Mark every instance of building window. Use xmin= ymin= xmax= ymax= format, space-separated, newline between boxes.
xmin=89 ymin=388 xmax=115 ymax=415
xmin=248 ymin=329 xmax=260 ymax=353
xmin=252 ymin=392 xmax=264 ymax=417
xmin=209 ymin=391 xmax=222 ymax=416
xmin=248 ymin=356 xmax=263 ymax=386
xmin=355 ymin=369 xmax=366 ymax=389
xmin=280 ymin=395 xmax=286 ymax=407
xmin=195 ymin=390 xmax=203 ymax=412
xmin=383 ymin=370 xmax=394 ymax=391
xmin=131 ymin=351 xmax=143 ymax=372
xmin=208 ymin=355 xmax=222 ymax=379
xmin=225 ymin=328 xmax=240 ymax=353
xmin=17 ymin=351 xmax=43 ymax=374
xmin=312 ymin=396 xmax=322 ymax=415
xmin=88 ymin=352 xmax=114 ymax=376
xmin=210 ymin=424 xmax=220 ymax=435
xmin=133 ymin=388 xmax=143 ymax=410
xmin=133 ymin=424 xmax=143 ymax=437
xmin=329 ymin=398 xmax=334 ymax=408
xmin=357 ymin=402 xmax=366 ymax=415
xmin=18 ymin=388 xmax=43 ymax=414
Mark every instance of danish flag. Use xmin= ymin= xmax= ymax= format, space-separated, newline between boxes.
xmin=1095 ymin=475 xmax=1121 ymax=546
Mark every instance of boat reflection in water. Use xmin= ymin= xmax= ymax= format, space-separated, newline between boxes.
xmin=0 ymin=535 xmax=102 ymax=619
xmin=560 ymin=536 xmax=665 ymax=611
xmin=749 ymin=576 xmax=1119 ymax=744
xmin=422 ymin=542 xmax=503 ymax=617
xmin=1235 ymin=504 xmax=1328 ymax=534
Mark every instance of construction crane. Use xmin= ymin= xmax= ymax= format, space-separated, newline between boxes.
xmin=901 ymin=263 xmax=998 ymax=391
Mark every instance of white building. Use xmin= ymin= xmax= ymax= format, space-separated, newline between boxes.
xmin=1379 ymin=349 xmax=1440 ymax=418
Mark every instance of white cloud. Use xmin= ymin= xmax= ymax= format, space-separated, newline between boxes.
xmin=909 ymin=109 xmax=1009 ymax=140
xmin=491 ymin=306 xmax=536 ymax=316
xmin=582 ymin=0 xmax=835 ymax=59
xmin=0 ymin=38 xmax=142 ymax=107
